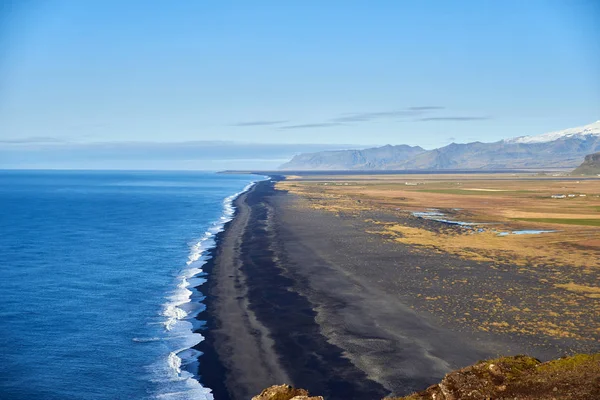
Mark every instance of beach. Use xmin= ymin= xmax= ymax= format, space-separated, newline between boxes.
xmin=196 ymin=178 xmax=599 ymax=400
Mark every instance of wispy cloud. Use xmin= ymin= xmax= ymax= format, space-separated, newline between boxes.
xmin=330 ymin=106 xmax=444 ymax=123
xmin=408 ymin=106 xmax=445 ymax=111
xmin=279 ymin=122 xmax=345 ymax=130
xmin=231 ymin=120 xmax=288 ymax=127
xmin=418 ymin=116 xmax=491 ymax=122
xmin=274 ymin=106 xmax=446 ymax=130
xmin=232 ymin=106 xmax=489 ymax=131
xmin=0 ymin=136 xmax=66 ymax=144
xmin=332 ymin=110 xmax=420 ymax=123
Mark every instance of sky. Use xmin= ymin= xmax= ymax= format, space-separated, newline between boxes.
xmin=1 ymin=0 xmax=599 ymax=169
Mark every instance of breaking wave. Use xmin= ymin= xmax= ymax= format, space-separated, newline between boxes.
xmin=152 ymin=180 xmax=259 ymax=400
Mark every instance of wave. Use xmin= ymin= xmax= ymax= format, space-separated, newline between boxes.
xmin=154 ymin=179 xmax=261 ymax=400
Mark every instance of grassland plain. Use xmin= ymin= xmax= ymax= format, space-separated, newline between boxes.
xmin=276 ymin=174 xmax=600 ymax=346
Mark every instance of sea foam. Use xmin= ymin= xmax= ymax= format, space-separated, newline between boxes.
xmin=154 ymin=180 xmax=259 ymax=400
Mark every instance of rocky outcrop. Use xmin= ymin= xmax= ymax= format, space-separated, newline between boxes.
xmin=251 ymin=384 xmax=324 ymax=400
xmin=389 ymin=354 xmax=600 ymax=400
xmin=254 ymin=354 xmax=600 ymax=400
xmin=573 ymin=152 xmax=600 ymax=175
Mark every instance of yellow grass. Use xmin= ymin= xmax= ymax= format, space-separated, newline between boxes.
xmin=464 ymin=188 xmax=508 ymax=191
xmin=277 ymin=173 xmax=600 ymax=270
xmin=376 ymin=223 xmax=596 ymax=268
xmin=555 ymin=283 xmax=600 ymax=299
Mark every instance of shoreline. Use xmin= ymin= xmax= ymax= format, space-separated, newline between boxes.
xmin=194 ymin=178 xmax=598 ymax=400
xmin=192 ymin=221 xmax=232 ymax=400
xmin=194 ymin=180 xmax=291 ymax=400
xmin=193 ymin=179 xmax=268 ymax=400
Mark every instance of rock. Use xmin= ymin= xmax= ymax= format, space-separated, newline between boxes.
xmin=388 ymin=353 xmax=600 ymax=400
xmin=251 ymin=384 xmax=323 ymax=400
xmin=573 ymin=151 xmax=600 ymax=175
xmin=290 ymin=397 xmax=324 ymax=400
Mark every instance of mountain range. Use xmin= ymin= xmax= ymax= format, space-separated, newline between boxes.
xmin=279 ymin=121 xmax=600 ymax=170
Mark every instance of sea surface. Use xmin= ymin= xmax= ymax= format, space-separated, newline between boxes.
xmin=0 ymin=171 xmax=260 ymax=400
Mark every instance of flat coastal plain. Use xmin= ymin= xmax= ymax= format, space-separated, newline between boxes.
xmin=198 ymin=174 xmax=600 ymax=400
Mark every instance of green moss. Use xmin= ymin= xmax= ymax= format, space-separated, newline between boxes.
xmin=484 ymin=355 xmax=540 ymax=380
xmin=384 ymin=354 xmax=600 ymax=400
xmin=505 ymin=357 xmax=540 ymax=379
xmin=538 ymin=353 xmax=600 ymax=373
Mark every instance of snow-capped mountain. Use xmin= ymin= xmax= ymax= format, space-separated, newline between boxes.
xmin=506 ymin=121 xmax=600 ymax=144
xmin=280 ymin=120 xmax=600 ymax=170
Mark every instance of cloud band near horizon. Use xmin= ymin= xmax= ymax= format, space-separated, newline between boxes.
xmin=274 ymin=106 xmax=489 ymax=129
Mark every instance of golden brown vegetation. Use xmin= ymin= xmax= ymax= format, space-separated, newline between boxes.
xmin=277 ymin=174 xmax=600 ymax=343
xmin=277 ymin=174 xmax=600 ymax=269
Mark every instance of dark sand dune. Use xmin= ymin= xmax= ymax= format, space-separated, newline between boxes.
xmin=196 ymin=180 xmax=591 ymax=400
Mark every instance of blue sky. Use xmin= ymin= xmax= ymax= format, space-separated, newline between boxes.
xmin=1 ymin=0 xmax=599 ymax=168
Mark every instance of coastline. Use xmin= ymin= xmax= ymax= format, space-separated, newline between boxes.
xmin=191 ymin=218 xmax=233 ymax=400
xmin=195 ymin=180 xmax=290 ymax=400
xmin=195 ymin=179 xmax=389 ymax=400
xmin=195 ymin=178 xmax=598 ymax=400
xmin=162 ymin=178 xmax=259 ymax=400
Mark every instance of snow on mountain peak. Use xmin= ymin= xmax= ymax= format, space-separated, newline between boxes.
xmin=506 ymin=120 xmax=600 ymax=144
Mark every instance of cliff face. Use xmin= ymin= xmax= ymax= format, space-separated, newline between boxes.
xmin=254 ymin=354 xmax=600 ymax=400
xmin=573 ymin=152 xmax=600 ymax=175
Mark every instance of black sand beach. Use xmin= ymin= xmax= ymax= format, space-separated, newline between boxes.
xmin=195 ymin=179 xmax=597 ymax=400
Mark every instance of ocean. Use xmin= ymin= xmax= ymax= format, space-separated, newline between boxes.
xmin=0 ymin=171 xmax=260 ymax=400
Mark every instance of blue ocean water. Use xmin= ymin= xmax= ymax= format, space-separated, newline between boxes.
xmin=0 ymin=171 xmax=259 ymax=400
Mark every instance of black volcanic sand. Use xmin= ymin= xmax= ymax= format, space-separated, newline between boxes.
xmin=195 ymin=180 xmax=597 ymax=400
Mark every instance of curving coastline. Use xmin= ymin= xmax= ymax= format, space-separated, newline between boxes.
xmin=164 ymin=179 xmax=259 ymax=399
